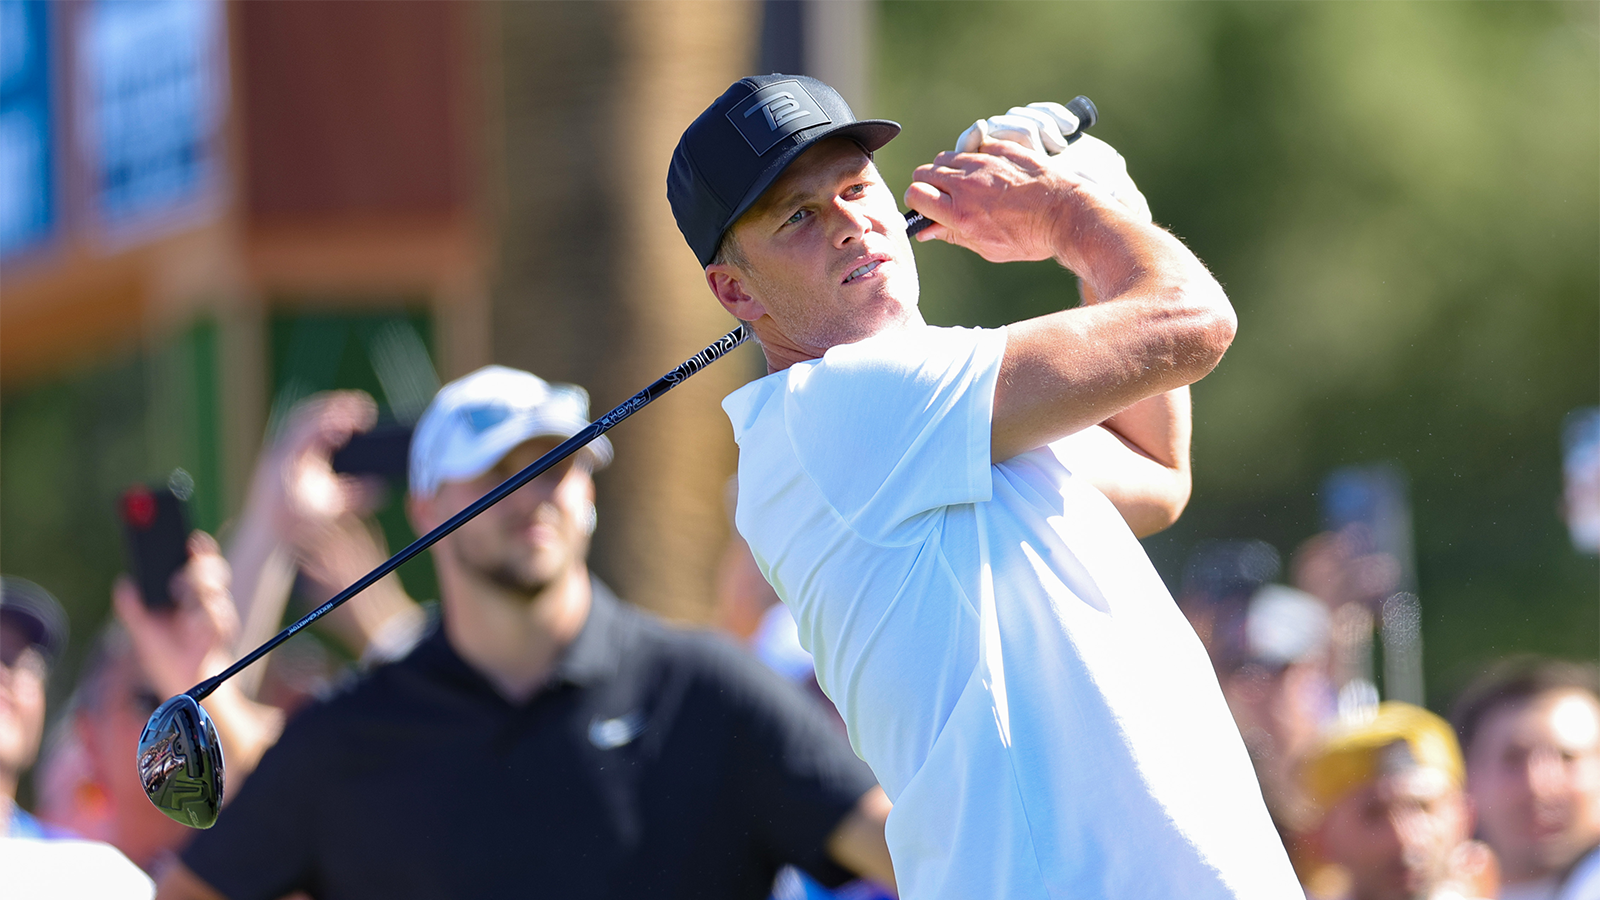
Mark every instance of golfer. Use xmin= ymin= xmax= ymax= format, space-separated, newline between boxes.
xmin=668 ymin=74 xmax=1300 ymax=897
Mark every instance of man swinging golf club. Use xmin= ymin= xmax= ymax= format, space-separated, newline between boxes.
xmin=669 ymin=74 xmax=1300 ymax=897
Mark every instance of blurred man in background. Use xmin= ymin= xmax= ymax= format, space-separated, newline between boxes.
xmin=159 ymin=365 xmax=894 ymax=900
xmin=2 ymin=577 xmax=71 ymax=839
xmin=2 ymin=577 xmax=157 ymax=898
xmin=1301 ymin=702 xmax=1485 ymax=900
xmin=1453 ymin=658 xmax=1600 ymax=900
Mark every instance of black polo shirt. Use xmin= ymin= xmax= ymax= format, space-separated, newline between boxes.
xmin=182 ymin=582 xmax=877 ymax=900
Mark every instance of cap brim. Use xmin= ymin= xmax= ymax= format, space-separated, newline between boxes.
xmin=430 ymin=421 xmax=612 ymax=493
xmin=0 ymin=581 xmax=68 ymax=663
xmin=720 ymin=119 xmax=901 ymax=251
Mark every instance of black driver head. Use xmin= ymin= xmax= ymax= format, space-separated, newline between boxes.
xmin=138 ymin=693 xmax=225 ymax=828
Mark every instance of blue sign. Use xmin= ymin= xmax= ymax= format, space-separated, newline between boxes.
xmin=0 ymin=0 xmax=54 ymax=255
xmin=79 ymin=0 xmax=224 ymax=223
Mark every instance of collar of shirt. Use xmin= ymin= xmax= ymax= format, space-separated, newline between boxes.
xmin=408 ymin=577 xmax=632 ymax=706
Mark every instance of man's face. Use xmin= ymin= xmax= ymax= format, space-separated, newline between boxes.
xmin=1467 ymin=689 xmax=1600 ymax=882
xmin=0 ymin=619 xmax=47 ymax=796
xmin=413 ymin=437 xmax=595 ymax=598
xmin=709 ymin=137 xmax=921 ymax=358
xmin=76 ymin=651 xmax=187 ymax=866
xmin=1318 ymin=765 xmax=1471 ymax=900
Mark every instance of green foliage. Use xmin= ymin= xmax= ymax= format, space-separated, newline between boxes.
xmin=876 ymin=0 xmax=1599 ymax=700
xmin=0 ymin=321 xmax=224 ymax=710
xmin=267 ymin=308 xmax=441 ymax=607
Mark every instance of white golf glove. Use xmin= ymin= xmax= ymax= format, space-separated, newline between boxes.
xmin=955 ymin=102 xmax=1152 ymax=223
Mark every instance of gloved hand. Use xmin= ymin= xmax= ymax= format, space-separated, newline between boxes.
xmin=954 ymin=102 xmax=1152 ymax=223
xmin=955 ymin=102 xmax=1080 ymax=154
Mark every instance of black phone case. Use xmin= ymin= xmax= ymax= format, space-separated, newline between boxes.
xmin=331 ymin=424 xmax=414 ymax=479
xmin=119 ymin=485 xmax=190 ymax=611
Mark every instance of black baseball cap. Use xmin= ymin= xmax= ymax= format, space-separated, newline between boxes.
xmin=668 ymin=74 xmax=901 ymax=267
xmin=0 ymin=576 xmax=68 ymax=666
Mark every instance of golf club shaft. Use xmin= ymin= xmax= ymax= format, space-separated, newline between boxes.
xmin=187 ymin=322 xmax=753 ymax=703
xmin=904 ymin=94 xmax=1098 ymax=238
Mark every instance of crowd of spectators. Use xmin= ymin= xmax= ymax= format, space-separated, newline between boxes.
xmin=2 ymin=367 xmax=1596 ymax=899
xmin=1175 ymin=534 xmax=1599 ymax=900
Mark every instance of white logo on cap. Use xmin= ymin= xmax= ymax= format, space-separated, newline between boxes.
xmin=745 ymin=91 xmax=811 ymax=131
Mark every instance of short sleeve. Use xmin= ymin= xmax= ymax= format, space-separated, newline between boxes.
xmin=718 ymin=647 xmax=879 ymax=886
xmin=783 ymin=325 xmax=1005 ymax=543
xmin=179 ymin=710 xmax=326 ymax=900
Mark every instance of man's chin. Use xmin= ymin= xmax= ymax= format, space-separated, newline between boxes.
xmin=471 ymin=562 xmax=559 ymax=598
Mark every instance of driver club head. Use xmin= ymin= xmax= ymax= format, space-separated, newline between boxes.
xmin=138 ymin=694 xmax=225 ymax=829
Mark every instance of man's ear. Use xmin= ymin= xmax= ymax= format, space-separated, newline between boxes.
xmin=705 ymin=264 xmax=766 ymax=322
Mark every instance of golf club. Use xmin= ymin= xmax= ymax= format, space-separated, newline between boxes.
xmin=139 ymin=322 xmax=753 ymax=828
xmin=903 ymin=94 xmax=1097 ymax=238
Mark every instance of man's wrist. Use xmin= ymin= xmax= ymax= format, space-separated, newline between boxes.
xmin=1046 ymin=181 xmax=1151 ymax=284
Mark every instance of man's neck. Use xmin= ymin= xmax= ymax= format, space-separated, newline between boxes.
xmin=755 ymin=312 xmax=926 ymax=374
xmin=442 ymin=564 xmax=593 ymax=703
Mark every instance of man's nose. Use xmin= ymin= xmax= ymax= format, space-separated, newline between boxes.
xmin=1390 ymin=807 xmax=1429 ymax=853
xmin=504 ymin=477 xmax=556 ymax=510
xmin=826 ymin=199 xmax=872 ymax=247
xmin=1526 ymin=747 xmax=1570 ymax=799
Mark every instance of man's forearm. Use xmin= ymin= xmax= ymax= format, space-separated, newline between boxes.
xmin=826 ymin=786 xmax=897 ymax=891
xmin=1092 ymin=387 xmax=1193 ymax=535
xmin=1102 ymin=386 xmax=1191 ymax=474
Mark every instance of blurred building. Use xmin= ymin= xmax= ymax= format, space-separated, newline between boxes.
xmin=1 ymin=0 xmax=875 ymax=653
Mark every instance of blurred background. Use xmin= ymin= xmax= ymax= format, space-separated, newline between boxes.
xmin=1 ymin=0 xmax=1594 ymax=780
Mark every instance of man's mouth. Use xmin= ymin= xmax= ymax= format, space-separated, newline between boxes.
xmin=842 ymin=259 xmax=883 ymax=284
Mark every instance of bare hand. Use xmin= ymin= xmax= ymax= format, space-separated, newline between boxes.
xmin=904 ymin=137 xmax=1096 ymax=263
xmin=250 ymin=392 xmax=386 ymax=547
xmin=113 ymin=532 xmax=240 ymax=698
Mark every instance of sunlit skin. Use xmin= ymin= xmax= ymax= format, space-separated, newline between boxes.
xmin=0 ymin=622 xmax=47 ymax=828
xmin=75 ymin=652 xmax=190 ymax=869
xmin=408 ymin=437 xmax=597 ymax=703
xmin=706 ymin=136 xmax=923 ymax=372
xmin=1467 ymin=689 xmax=1600 ymax=884
xmin=1316 ymin=766 xmax=1472 ymax=900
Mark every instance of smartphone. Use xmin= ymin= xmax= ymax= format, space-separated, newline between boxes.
xmin=1320 ymin=462 xmax=1415 ymax=596
xmin=119 ymin=478 xmax=192 ymax=611
xmin=331 ymin=423 xmax=413 ymax=480
xmin=1563 ymin=407 xmax=1600 ymax=554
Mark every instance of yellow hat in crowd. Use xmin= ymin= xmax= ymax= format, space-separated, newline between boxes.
xmin=1301 ymin=702 xmax=1465 ymax=811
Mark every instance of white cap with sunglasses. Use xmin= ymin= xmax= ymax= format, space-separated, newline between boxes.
xmin=408 ymin=366 xmax=613 ymax=499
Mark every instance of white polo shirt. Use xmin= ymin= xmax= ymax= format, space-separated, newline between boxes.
xmin=723 ymin=324 xmax=1299 ymax=899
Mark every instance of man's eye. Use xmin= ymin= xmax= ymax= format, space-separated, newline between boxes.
xmin=784 ymin=209 xmax=808 ymax=226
